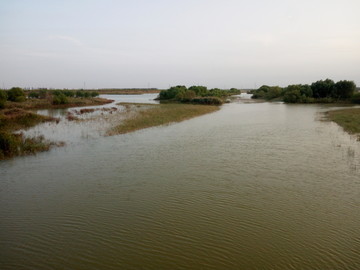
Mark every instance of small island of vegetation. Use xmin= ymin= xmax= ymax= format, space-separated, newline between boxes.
xmin=156 ymin=85 xmax=241 ymax=104
xmin=250 ymin=79 xmax=359 ymax=104
xmin=107 ymin=85 xmax=241 ymax=135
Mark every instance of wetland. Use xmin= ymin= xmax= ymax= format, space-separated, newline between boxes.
xmin=1 ymin=93 xmax=360 ymax=269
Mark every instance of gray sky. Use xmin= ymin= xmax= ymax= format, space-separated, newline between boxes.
xmin=1 ymin=0 xmax=359 ymax=89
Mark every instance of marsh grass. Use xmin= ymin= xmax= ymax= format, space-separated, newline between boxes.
xmin=0 ymin=108 xmax=62 ymax=160
xmin=0 ymin=108 xmax=56 ymax=131
xmin=107 ymin=103 xmax=219 ymax=135
xmin=5 ymin=97 xmax=112 ymax=110
xmin=327 ymin=108 xmax=360 ymax=138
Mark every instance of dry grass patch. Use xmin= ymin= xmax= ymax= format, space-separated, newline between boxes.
xmin=327 ymin=108 xmax=360 ymax=138
xmin=107 ymin=103 xmax=219 ymax=135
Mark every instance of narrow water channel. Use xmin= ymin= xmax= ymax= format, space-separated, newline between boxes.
xmin=1 ymin=97 xmax=359 ymax=269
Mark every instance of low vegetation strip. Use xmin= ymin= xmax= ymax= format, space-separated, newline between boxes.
xmin=327 ymin=108 xmax=360 ymax=137
xmin=107 ymin=103 xmax=220 ymax=135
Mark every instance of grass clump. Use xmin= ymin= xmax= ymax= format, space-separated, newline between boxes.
xmin=108 ymin=103 xmax=219 ymax=135
xmin=0 ymin=108 xmax=61 ymax=160
xmin=327 ymin=108 xmax=360 ymax=137
xmin=0 ymin=108 xmax=55 ymax=131
xmin=0 ymin=132 xmax=63 ymax=160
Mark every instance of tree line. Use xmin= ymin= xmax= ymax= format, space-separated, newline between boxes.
xmin=250 ymin=79 xmax=358 ymax=103
xmin=0 ymin=87 xmax=100 ymax=108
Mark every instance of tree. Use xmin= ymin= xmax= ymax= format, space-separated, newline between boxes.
xmin=7 ymin=87 xmax=26 ymax=102
xmin=158 ymin=85 xmax=187 ymax=100
xmin=283 ymin=87 xmax=302 ymax=103
xmin=311 ymin=79 xmax=335 ymax=98
xmin=299 ymin=84 xmax=313 ymax=97
xmin=334 ymin=80 xmax=356 ymax=99
xmin=265 ymin=86 xmax=282 ymax=100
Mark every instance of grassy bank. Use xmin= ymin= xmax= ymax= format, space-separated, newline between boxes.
xmin=0 ymin=109 xmax=60 ymax=160
xmin=5 ymin=97 xmax=112 ymax=110
xmin=327 ymin=108 xmax=360 ymax=139
xmin=0 ymin=108 xmax=56 ymax=131
xmin=107 ymin=103 xmax=220 ymax=135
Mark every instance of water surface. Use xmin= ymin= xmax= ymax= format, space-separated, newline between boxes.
xmin=1 ymin=100 xmax=360 ymax=269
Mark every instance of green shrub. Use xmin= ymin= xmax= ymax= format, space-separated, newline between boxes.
xmin=0 ymin=131 xmax=52 ymax=159
xmin=351 ymin=92 xmax=360 ymax=104
xmin=28 ymin=91 xmax=40 ymax=99
xmin=52 ymin=94 xmax=68 ymax=105
xmin=7 ymin=87 xmax=26 ymax=102
xmin=91 ymin=91 xmax=99 ymax=97
xmin=0 ymin=90 xmax=7 ymax=109
xmin=76 ymin=90 xmax=85 ymax=98
xmin=0 ymin=132 xmax=21 ymax=157
xmin=191 ymin=97 xmax=223 ymax=105
xmin=63 ymin=90 xmax=75 ymax=97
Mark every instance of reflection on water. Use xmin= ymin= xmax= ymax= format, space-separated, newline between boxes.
xmin=1 ymin=100 xmax=360 ymax=270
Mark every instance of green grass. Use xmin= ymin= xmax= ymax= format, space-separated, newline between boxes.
xmin=107 ymin=103 xmax=220 ymax=135
xmin=327 ymin=108 xmax=360 ymax=137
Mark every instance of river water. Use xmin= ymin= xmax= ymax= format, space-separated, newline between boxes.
xmin=1 ymin=95 xmax=360 ymax=269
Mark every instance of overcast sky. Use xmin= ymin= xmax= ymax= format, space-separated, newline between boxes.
xmin=1 ymin=0 xmax=359 ymax=89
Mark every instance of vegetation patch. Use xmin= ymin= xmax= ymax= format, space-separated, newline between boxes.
xmin=107 ymin=103 xmax=219 ymax=135
xmin=0 ymin=132 xmax=64 ymax=160
xmin=0 ymin=108 xmax=62 ymax=160
xmin=250 ymin=79 xmax=357 ymax=104
xmin=0 ymin=108 xmax=56 ymax=131
xmin=327 ymin=108 xmax=360 ymax=138
xmin=156 ymin=85 xmax=240 ymax=104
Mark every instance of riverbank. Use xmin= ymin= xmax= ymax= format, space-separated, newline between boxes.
xmin=4 ymin=97 xmax=112 ymax=110
xmin=327 ymin=108 xmax=360 ymax=139
xmin=107 ymin=103 xmax=220 ymax=135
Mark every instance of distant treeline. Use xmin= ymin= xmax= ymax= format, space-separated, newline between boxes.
xmin=250 ymin=79 xmax=359 ymax=103
xmin=0 ymin=87 xmax=99 ymax=108
xmin=157 ymin=85 xmax=241 ymax=105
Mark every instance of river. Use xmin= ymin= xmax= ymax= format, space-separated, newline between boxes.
xmin=1 ymin=95 xmax=360 ymax=269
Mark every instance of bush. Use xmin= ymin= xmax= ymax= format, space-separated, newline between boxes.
xmin=76 ymin=90 xmax=85 ymax=98
xmin=191 ymin=97 xmax=223 ymax=105
xmin=334 ymin=80 xmax=356 ymax=99
xmin=90 ymin=91 xmax=99 ymax=97
xmin=0 ymin=90 xmax=7 ymax=109
xmin=251 ymin=85 xmax=283 ymax=100
xmin=0 ymin=131 xmax=52 ymax=160
xmin=158 ymin=86 xmax=187 ymax=100
xmin=176 ymin=90 xmax=196 ymax=101
xmin=0 ymin=132 xmax=21 ymax=157
xmin=52 ymin=94 xmax=68 ymax=105
xmin=28 ymin=91 xmax=40 ymax=99
xmin=62 ymin=90 xmax=75 ymax=97
xmin=351 ymin=92 xmax=360 ymax=104
xmin=7 ymin=87 xmax=26 ymax=102
xmin=283 ymin=89 xmax=302 ymax=103
xmin=188 ymin=86 xmax=208 ymax=96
